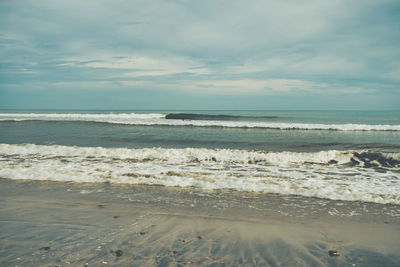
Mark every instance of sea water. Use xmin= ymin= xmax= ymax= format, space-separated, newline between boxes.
xmin=0 ymin=110 xmax=399 ymax=204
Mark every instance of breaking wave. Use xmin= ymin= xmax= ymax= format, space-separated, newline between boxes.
xmin=0 ymin=144 xmax=399 ymax=204
xmin=165 ymin=113 xmax=279 ymax=120
xmin=0 ymin=112 xmax=399 ymax=131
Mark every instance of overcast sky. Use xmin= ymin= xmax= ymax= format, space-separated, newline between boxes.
xmin=0 ymin=0 xmax=399 ymax=110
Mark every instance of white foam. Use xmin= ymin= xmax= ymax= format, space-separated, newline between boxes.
xmin=1 ymin=144 xmax=399 ymax=204
xmin=0 ymin=113 xmax=399 ymax=131
xmin=0 ymin=112 xmax=165 ymax=121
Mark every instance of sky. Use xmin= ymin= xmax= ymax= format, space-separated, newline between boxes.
xmin=0 ymin=0 xmax=399 ymax=110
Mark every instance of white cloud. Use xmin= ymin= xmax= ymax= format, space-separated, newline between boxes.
xmin=225 ymin=53 xmax=364 ymax=77
xmin=185 ymin=79 xmax=326 ymax=94
xmin=59 ymin=54 xmax=209 ymax=77
xmin=121 ymin=78 xmax=327 ymax=95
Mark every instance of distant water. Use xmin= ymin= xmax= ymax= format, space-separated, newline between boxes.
xmin=0 ymin=110 xmax=399 ymax=204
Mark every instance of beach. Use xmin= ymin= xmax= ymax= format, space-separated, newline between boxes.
xmin=1 ymin=178 xmax=399 ymax=266
xmin=0 ymin=110 xmax=399 ymax=266
xmin=2 ymin=0 xmax=400 ymax=264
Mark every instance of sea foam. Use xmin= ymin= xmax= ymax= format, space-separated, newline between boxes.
xmin=1 ymin=144 xmax=399 ymax=204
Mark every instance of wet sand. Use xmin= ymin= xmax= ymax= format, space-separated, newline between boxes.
xmin=0 ymin=178 xmax=399 ymax=266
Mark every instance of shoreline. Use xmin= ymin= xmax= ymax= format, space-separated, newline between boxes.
xmin=1 ymin=178 xmax=399 ymax=266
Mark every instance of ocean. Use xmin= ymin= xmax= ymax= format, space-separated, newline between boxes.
xmin=0 ymin=110 xmax=399 ymax=205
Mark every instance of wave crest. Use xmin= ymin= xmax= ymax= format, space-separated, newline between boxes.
xmin=1 ymin=113 xmax=400 ymax=131
xmin=0 ymin=144 xmax=399 ymax=204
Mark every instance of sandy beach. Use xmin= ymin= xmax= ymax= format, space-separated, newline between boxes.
xmin=0 ymin=178 xmax=399 ymax=266
xmin=2 ymin=0 xmax=400 ymax=265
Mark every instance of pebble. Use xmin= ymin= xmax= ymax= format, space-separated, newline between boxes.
xmin=40 ymin=246 xmax=51 ymax=251
xmin=328 ymin=250 xmax=340 ymax=256
xmin=113 ymin=215 xmax=119 ymax=219
xmin=139 ymin=231 xmax=146 ymax=235
xmin=115 ymin=250 xmax=124 ymax=257
xmin=197 ymin=235 xmax=203 ymax=240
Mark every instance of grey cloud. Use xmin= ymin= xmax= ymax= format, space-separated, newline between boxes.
xmin=0 ymin=0 xmax=399 ymax=109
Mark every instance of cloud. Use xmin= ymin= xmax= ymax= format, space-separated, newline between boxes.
xmin=225 ymin=55 xmax=363 ymax=77
xmin=0 ymin=0 xmax=399 ymax=109
xmin=179 ymin=79 xmax=326 ymax=95
xmin=64 ymin=78 xmax=374 ymax=97
xmin=59 ymin=54 xmax=209 ymax=77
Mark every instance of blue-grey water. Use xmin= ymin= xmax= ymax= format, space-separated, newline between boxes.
xmin=1 ymin=110 xmax=399 ymax=151
xmin=0 ymin=110 xmax=399 ymax=204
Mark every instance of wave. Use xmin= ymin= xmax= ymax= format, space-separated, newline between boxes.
xmin=165 ymin=113 xmax=279 ymax=121
xmin=0 ymin=144 xmax=399 ymax=204
xmin=1 ymin=143 xmax=398 ymax=166
xmin=0 ymin=113 xmax=400 ymax=131
xmin=0 ymin=112 xmax=165 ymax=120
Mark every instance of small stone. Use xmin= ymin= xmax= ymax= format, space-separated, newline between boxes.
xmin=115 ymin=249 xmax=123 ymax=257
xmin=98 ymin=204 xmax=105 ymax=208
xmin=173 ymin=250 xmax=178 ymax=254
xmin=139 ymin=231 xmax=146 ymax=235
xmin=329 ymin=250 xmax=340 ymax=256
xmin=113 ymin=216 xmax=119 ymax=219
xmin=40 ymin=246 xmax=51 ymax=251
xmin=197 ymin=235 xmax=203 ymax=240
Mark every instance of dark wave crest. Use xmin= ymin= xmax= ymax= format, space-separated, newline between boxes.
xmin=165 ymin=113 xmax=279 ymax=121
xmin=351 ymin=151 xmax=400 ymax=168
